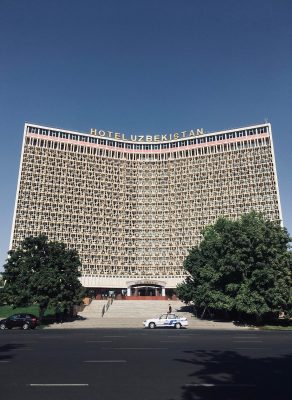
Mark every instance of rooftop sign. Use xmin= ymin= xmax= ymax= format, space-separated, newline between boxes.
xmin=90 ymin=128 xmax=204 ymax=142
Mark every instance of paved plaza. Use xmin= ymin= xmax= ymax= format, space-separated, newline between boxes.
xmin=45 ymin=300 xmax=249 ymax=330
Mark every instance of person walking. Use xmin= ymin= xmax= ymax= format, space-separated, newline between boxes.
xmin=168 ymin=304 xmax=172 ymax=314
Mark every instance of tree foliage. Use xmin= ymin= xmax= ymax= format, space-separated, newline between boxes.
xmin=177 ymin=211 xmax=292 ymax=322
xmin=2 ymin=235 xmax=85 ymax=320
xmin=0 ymin=274 xmax=5 ymax=305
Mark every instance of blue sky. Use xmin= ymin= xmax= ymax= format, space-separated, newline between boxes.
xmin=0 ymin=0 xmax=291 ymax=269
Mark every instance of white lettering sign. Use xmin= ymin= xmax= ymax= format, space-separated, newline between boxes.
xmin=90 ymin=128 xmax=204 ymax=142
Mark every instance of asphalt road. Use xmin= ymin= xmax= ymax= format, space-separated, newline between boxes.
xmin=0 ymin=328 xmax=292 ymax=400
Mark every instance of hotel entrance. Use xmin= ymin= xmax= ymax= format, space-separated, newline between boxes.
xmin=130 ymin=284 xmax=162 ymax=297
xmin=126 ymin=280 xmax=167 ymax=299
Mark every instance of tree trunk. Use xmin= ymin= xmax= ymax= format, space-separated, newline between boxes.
xmin=255 ymin=314 xmax=262 ymax=326
xmin=201 ymin=306 xmax=207 ymax=319
xmin=39 ymin=305 xmax=46 ymax=323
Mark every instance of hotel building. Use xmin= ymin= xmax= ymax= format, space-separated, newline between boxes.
xmin=10 ymin=123 xmax=282 ymax=298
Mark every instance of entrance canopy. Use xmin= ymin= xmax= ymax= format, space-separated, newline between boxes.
xmin=126 ymin=280 xmax=166 ymax=297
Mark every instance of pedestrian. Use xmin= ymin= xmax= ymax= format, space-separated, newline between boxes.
xmin=168 ymin=304 xmax=172 ymax=314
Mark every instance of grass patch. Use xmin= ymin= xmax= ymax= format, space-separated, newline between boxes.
xmin=0 ymin=305 xmax=76 ymax=326
xmin=260 ymin=325 xmax=292 ymax=331
xmin=0 ymin=305 xmax=55 ymax=319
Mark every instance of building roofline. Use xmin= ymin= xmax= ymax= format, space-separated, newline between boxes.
xmin=24 ymin=121 xmax=272 ymax=145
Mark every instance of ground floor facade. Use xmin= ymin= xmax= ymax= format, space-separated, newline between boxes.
xmin=81 ymin=277 xmax=179 ymax=300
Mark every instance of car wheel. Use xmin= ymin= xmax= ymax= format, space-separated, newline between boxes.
xmin=149 ymin=322 xmax=156 ymax=329
xmin=175 ymin=323 xmax=181 ymax=329
xmin=0 ymin=323 xmax=6 ymax=330
xmin=22 ymin=323 xmax=29 ymax=330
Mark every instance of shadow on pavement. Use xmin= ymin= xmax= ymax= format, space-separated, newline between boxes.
xmin=41 ymin=314 xmax=86 ymax=327
xmin=0 ymin=343 xmax=26 ymax=361
xmin=174 ymin=349 xmax=292 ymax=400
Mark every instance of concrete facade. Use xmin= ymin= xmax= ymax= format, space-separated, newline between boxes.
xmin=10 ymin=123 xmax=282 ymax=292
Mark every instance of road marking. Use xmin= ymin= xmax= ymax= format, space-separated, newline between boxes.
xmin=233 ymin=340 xmax=263 ymax=343
xmin=38 ymin=337 xmax=64 ymax=339
xmin=84 ymin=360 xmax=127 ymax=363
xmin=85 ymin=340 xmax=113 ymax=343
xmin=15 ymin=348 xmax=33 ymax=350
xmin=29 ymin=384 xmax=89 ymax=387
xmin=232 ymin=337 xmax=260 ymax=340
xmin=184 ymin=383 xmax=256 ymax=387
xmin=102 ymin=347 xmax=168 ymax=350
xmin=160 ymin=340 xmax=175 ymax=343
xmin=232 ymin=336 xmax=259 ymax=338
xmin=235 ymin=348 xmax=265 ymax=350
xmin=0 ymin=360 xmax=11 ymax=363
xmin=103 ymin=335 xmax=126 ymax=338
xmin=6 ymin=341 xmax=37 ymax=344
xmin=167 ymin=334 xmax=199 ymax=337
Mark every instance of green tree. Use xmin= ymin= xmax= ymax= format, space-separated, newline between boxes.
xmin=2 ymin=235 xmax=85 ymax=321
xmin=0 ymin=273 xmax=5 ymax=305
xmin=177 ymin=211 xmax=292 ymax=323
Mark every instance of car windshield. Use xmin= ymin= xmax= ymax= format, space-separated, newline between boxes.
xmin=9 ymin=315 xmax=20 ymax=320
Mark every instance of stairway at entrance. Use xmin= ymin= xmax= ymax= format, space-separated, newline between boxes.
xmin=101 ymin=300 xmax=182 ymax=319
xmin=125 ymin=295 xmax=168 ymax=300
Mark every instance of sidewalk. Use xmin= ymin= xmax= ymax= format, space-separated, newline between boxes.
xmin=43 ymin=299 xmax=251 ymax=330
xmin=44 ymin=314 xmax=250 ymax=330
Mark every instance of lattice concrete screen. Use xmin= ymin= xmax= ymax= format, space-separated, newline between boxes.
xmin=10 ymin=123 xmax=282 ymax=289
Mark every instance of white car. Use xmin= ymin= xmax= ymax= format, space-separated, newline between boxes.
xmin=143 ymin=313 xmax=188 ymax=329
